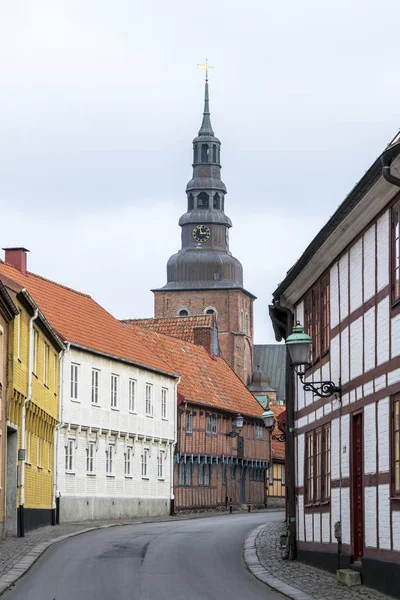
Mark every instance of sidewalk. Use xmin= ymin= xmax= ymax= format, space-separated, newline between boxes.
xmin=244 ymin=521 xmax=392 ymax=600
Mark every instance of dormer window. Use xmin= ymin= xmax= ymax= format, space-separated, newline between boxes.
xmin=197 ymin=192 xmax=209 ymax=209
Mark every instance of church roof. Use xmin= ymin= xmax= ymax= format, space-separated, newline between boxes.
xmin=0 ymin=259 xmax=178 ymax=378
xmin=121 ymin=315 xmax=214 ymax=344
xmin=125 ymin=322 xmax=264 ymax=419
xmin=198 ymin=80 xmax=214 ymax=137
xmin=254 ymin=344 xmax=286 ymax=403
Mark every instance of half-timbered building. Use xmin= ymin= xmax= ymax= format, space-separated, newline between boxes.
xmin=270 ymin=136 xmax=400 ymax=597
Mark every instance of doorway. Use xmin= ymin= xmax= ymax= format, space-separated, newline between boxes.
xmin=6 ymin=427 xmax=18 ymax=536
xmin=351 ymin=413 xmax=364 ymax=562
xmin=240 ymin=466 xmax=247 ymax=504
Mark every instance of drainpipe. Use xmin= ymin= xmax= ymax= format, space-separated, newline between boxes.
xmin=381 ymin=149 xmax=400 ymax=187
xmin=52 ymin=342 xmax=69 ymax=525
xmin=170 ymin=376 xmax=181 ymax=515
xmin=19 ymin=307 xmax=39 ymax=537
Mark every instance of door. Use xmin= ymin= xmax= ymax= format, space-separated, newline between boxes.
xmin=352 ymin=413 xmax=364 ymax=562
xmin=240 ymin=466 xmax=247 ymax=504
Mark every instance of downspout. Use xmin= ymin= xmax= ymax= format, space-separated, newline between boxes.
xmin=52 ymin=342 xmax=69 ymax=525
xmin=19 ymin=307 xmax=39 ymax=537
xmin=381 ymin=151 xmax=400 ymax=187
xmin=170 ymin=376 xmax=181 ymax=515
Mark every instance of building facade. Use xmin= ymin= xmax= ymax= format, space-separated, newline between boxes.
xmin=153 ymin=78 xmax=255 ymax=385
xmin=0 ymin=281 xmax=18 ymax=538
xmin=270 ymin=138 xmax=400 ymax=596
xmin=0 ymin=249 xmax=179 ymax=525
xmin=126 ymin=317 xmax=270 ymax=512
xmin=1 ymin=271 xmax=64 ymax=535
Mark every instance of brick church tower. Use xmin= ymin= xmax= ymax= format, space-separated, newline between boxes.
xmin=152 ymin=76 xmax=256 ymax=385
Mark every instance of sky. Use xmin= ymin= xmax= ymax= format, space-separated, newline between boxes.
xmin=1 ymin=0 xmax=400 ymax=344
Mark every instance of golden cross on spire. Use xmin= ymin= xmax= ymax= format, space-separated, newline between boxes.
xmin=197 ymin=58 xmax=214 ymax=82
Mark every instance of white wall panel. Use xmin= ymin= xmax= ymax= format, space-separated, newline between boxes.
xmin=297 ymin=495 xmax=305 ymax=541
xmin=340 ymin=327 xmax=349 ymax=385
xmin=377 ymin=211 xmax=389 ymax=292
xmin=330 ymin=263 xmax=340 ymax=329
xmin=364 ymin=225 xmax=376 ymax=302
xmin=378 ymin=398 xmax=390 ymax=473
xmin=341 ymin=487 xmax=350 ymax=545
xmin=377 ymin=297 xmax=390 ymax=366
xmin=350 ymin=317 xmax=363 ymax=381
xmin=364 ymin=487 xmax=377 ymax=548
xmin=322 ymin=512 xmax=330 ymax=544
xmin=297 ymin=434 xmax=305 ymax=488
xmin=341 ymin=414 xmax=350 ymax=479
xmin=331 ymin=418 xmax=340 ymax=480
xmin=350 ymin=239 xmax=363 ymax=313
xmin=364 ymin=403 xmax=377 ymax=474
xmin=378 ymin=484 xmax=391 ymax=550
xmin=339 ymin=255 xmax=349 ymax=321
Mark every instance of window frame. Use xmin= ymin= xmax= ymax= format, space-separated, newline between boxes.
xmin=161 ymin=387 xmax=168 ymax=419
xmin=124 ymin=446 xmax=133 ymax=477
xmin=86 ymin=441 xmax=96 ymax=474
xmin=141 ymin=448 xmax=149 ymax=478
xmin=129 ymin=379 xmax=136 ymax=413
xmin=256 ymin=425 xmax=263 ymax=439
xmin=304 ymin=274 xmax=330 ymax=362
xmin=110 ymin=374 xmax=118 ymax=409
xmin=305 ymin=425 xmax=331 ymax=504
xmin=158 ymin=450 xmax=165 ymax=479
xmin=65 ymin=439 xmax=74 ymax=472
xmin=91 ymin=368 xmax=100 ymax=405
xmin=70 ymin=363 xmax=79 ymax=400
xmin=206 ymin=414 xmax=217 ymax=435
xmin=186 ymin=412 xmax=193 ymax=434
xmin=105 ymin=444 xmax=114 ymax=476
xmin=145 ymin=384 xmax=153 ymax=417
xmin=392 ymin=200 xmax=400 ymax=305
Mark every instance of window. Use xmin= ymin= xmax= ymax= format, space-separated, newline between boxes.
xmin=142 ymin=448 xmax=149 ymax=478
xmin=186 ymin=412 xmax=193 ymax=434
xmin=43 ymin=342 xmax=50 ymax=386
xmin=16 ymin=312 xmax=21 ymax=360
xmin=188 ymin=193 xmax=194 ymax=211
xmin=33 ymin=328 xmax=39 ymax=374
xmin=158 ymin=450 xmax=164 ymax=478
xmin=197 ymin=192 xmax=209 ymax=209
xmin=256 ymin=425 xmax=263 ymax=439
xmin=146 ymin=384 xmax=153 ymax=416
xmin=125 ymin=447 xmax=132 ymax=476
xmin=92 ymin=369 xmax=100 ymax=404
xmin=185 ymin=461 xmax=192 ymax=486
xmin=110 ymin=374 xmax=118 ymax=408
xmin=305 ymin=426 xmax=331 ymax=503
xmin=304 ymin=274 xmax=330 ymax=362
xmin=212 ymin=144 xmax=217 ymax=162
xmin=179 ymin=309 xmax=189 ymax=316
xmin=199 ymin=463 xmax=210 ymax=486
xmin=129 ymin=379 xmax=136 ymax=412
xmin=392 ymin=201 xmax=400 ymax=303
xmin=65 ymin=439 xmax=74 ymax=472
xmin=38 ymin=438 xmax=43 ymax=467
xmin=178 ymin=461 xmax=185 ymax=486
xmin=161 ymin=388 xmax=167 ymax=419
xmin=201 ymin=143 xmax=209 ymax=162
xmin=393 ymin=394 xmax=400 ymax=496
xmin=106 ymin=444 xmax=114 ymax=475
xmin=87 ymin=442 xmax=96 ymax=474
xmin=206 ymin=414 xmax=217 ymax=434
xmin=178 ymin=460 xmax=192 ymax=486
xmin=213 ymin=192 xmax=220 ymax=209
xmin=70 ymin=363 xmax=79 ymax=400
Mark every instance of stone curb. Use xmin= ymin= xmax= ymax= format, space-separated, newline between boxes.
xmin=243 ymin=524 xmax=314 ymax=600
xmin=0 ymin=508 xmax=280 ymax=596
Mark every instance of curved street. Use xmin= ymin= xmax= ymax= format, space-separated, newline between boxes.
xmin=3 ymin=512 xmax=284 ymax=600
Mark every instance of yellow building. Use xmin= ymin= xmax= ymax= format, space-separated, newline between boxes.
xmin=2 ymin=273 xmax=64 ymax=536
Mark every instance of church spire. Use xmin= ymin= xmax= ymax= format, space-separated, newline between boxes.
xmin=198 ymin=80 xmax=215 ymax=137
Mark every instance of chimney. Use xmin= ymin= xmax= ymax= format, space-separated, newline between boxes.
xmin=193 ymin=326 xmax=214 ymax=355
xmin=2 ymin=247 xmax=29 ymax=276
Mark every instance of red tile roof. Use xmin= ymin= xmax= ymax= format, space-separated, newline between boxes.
xmin=125 ymin=322 xmax=264 ymax=419
xmin=270 ymin=404 xmax=286 ymax=460
xmin=122 ymin=315 xmax=214 ymax=344
xmin=0 ymin=261 xmax=177 ymax=377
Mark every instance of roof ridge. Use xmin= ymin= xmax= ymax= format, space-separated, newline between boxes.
xmin=0 ymin=260 xmax=91 ymax=298
xmin=123 ymin=315 xmax=211 ymax=323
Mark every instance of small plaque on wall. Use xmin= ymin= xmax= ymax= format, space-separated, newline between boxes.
xmin=18 ymin=449 xmax=26 ymax=461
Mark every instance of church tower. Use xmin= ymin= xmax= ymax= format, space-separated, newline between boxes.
xmin=153 ymin=76 xmax=256 ymax=385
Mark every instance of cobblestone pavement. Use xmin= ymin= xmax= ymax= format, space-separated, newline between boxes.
xmin=255 ymin=522 xmax=392 ymax=600
xmin=0 ymin=508 xmax=265 ymax=581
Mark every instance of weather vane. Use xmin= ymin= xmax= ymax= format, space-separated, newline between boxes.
xmin=197 ymin=58 xmax=214 ymax=82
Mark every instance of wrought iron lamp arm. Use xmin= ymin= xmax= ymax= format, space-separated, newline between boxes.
xmin=297 ymin=368 xmax=341 ymax=399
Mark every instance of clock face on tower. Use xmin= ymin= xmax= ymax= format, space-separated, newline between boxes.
xmin=192 ymin=224 xmax=211 ymax=243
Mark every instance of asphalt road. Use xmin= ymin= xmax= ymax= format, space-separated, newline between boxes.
xmin=3 ymin=512 xmax=285 ymax=600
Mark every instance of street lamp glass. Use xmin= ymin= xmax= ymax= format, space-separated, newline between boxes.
xmin=286 ymin=321 xmax=312 ymax=367
xmin=262 ymin=409 xmax=275 ymax=431
xmin=235 ymin=413 xmax=244 ymax=431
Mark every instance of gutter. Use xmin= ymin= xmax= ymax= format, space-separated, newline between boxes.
xmin=19 ymin=307 xmax=39 ymax=537
xmin=381 ymin=141 xmax=400 ymax=187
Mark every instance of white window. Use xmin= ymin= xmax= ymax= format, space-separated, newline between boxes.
xmin=125 ymin=447 xmax=133 ymax=476
xmin=70 ymin=363 xmax=79 ymax=400
xmin=129 ymin=379 xmax=136 ymax=412
xmin=86 ymin=442 xmax=96 ymax=474
xmin=158 ymin=450 xmax=164 ymax=478
xmin=186 ymin=412 xmax=193 ymax=434
xmin=65 ymin=439 xmax=74 ymax=472
xmin=26 ymin=431 xmax=31 ymax=463
xmin=146 ymin=384 xmax=153 ymax=416
xmin=161 ymin=388 xmax=167 ymax=419
xmin=92 ymin=369 xmax=100 ymax=404
xmin=141 ymin=448 xmax=149 ymax=478
xmin=33 ymin=328 xmax=39 ymax=375
xmin=106 ymin=444 xmax=114 ymax=475
xmin=111 ymin=374 xmax=118 ymax=408
xmin=256 ymin=425 xmax=264 ymax=439
xmin=206 ymin=414 xmax=217 ymax=434
xmin=44 ymin=342 xmax=50 ymax=386
xmin=38 ymin=438 xmax=43 ymax=467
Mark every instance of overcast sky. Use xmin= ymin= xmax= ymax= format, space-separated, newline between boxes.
xmin=1 ymin=1 xmax=400 ymax=344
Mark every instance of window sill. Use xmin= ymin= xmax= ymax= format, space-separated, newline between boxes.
xmin=65 ymin=471 xmax=75 ymax=475
xmin=25 ymin=462 xmax=32 ymax=467
xmin=158 ymin=477 xmax=165 ymax=481
xmin=142 ymin=476 xmax=149 ymax=480
xmin=48 ymin=469 xmax=51 ymax=473
xmin=32 ymin=373 xmax=39 ymax=380
xmin=18 ymin=358 xmax=22 ymax=364
xmin=87 ymin=473 xmax=96 ymax=477
xmin=304 ymin=500 xmax=330 ymax=508
xmin=70 ymin=398 xmax=80 ymax=403
xmin=106 ymin=474 xmax=115 ymax=478
xmin=129 ymin=411 xmax=137 ymax=415
xmin=91 ymin=403 xmax=100 ymax=408
xmin=37 ymin=466 xmax=43 ymax=471
xmin=161 ymin=417 xmax=168 ymax=421
xmin=44 ymin=384 xmax=49 ymax=390
xmin=124 ymin=475 xmax=133 ymax=479
xmin=111 ymin=407 xmax=119 ymax=412
xmin=146 ymin=414 xmax=153 ymax=419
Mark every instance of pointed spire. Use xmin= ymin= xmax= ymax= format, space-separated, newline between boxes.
xmin=198 ymin=80 xmax=215 ymax=137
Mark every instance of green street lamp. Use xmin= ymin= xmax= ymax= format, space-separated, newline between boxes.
xmin=286 ymin=321 xmax=341 ymax=399
xmin=262 ymin=408 xmax=275 ymax=431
